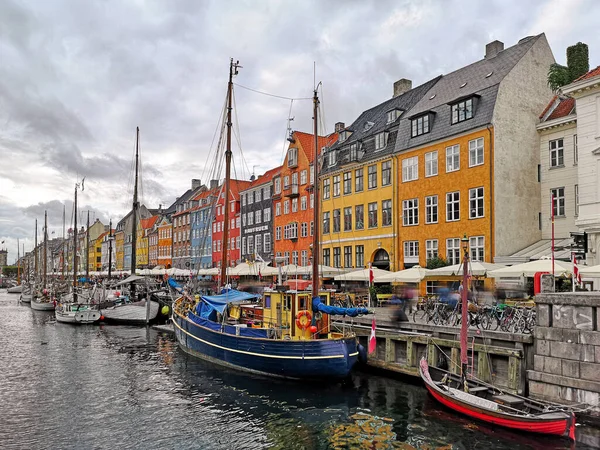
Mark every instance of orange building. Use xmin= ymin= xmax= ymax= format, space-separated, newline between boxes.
xmin=157 ymin=216 xmax=173 ymax=269
xmin=273 ymin=131 xmax=337 ymax=266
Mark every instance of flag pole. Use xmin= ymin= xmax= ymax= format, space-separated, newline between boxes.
xmin=551 ymin=195 xmax=555 ymax=279
xmin=572 ymin=252 xmax=576 ymax=292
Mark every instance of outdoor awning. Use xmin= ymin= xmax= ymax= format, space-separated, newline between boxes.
xmin=426 ymin=261 xmax=506 ymax=277
xmin=334 ymin=267 xmax=389 ymax=281
xmin=114 ymin=274 xmax=146 ymax=286
xmin=487 ymin=259 xmax=573 ymax=278
xmin=376 ymin=266 xmax=429 ymax=283
xmin=494 ymin=238 xmax=573 ymax=265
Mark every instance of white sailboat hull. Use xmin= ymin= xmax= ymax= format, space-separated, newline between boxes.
xmin=7 ymin=285 xmax=23 ymax=293
xmin=55 ymin=307 xmax=100 ymax=324
xmin=101 ymin=300 xmax=160 ymax=325
xmin=20 ymin=293 xmax=32 ymax=303
xmin=31 ymin=299 xmax=55 ymax=311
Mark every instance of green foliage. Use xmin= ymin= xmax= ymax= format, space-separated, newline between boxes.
xmin=547 ymin=63 xmax=570 ymax=92
xmin=567 ymin=42 xmax=589 ymax=81
xmin=426 ymin=256 xmax=449 ymax=270
xmin=2 ymin=266 xmax=19 ymax=277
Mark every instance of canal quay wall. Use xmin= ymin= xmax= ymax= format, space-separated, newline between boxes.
xmin=343 ymin=308 xmax=532 ymax=395
xmin=528 ymin=293 xmax=600 ymax=417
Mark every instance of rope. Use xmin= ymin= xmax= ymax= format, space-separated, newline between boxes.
xmin=233 ymin=83 xmax=312 ymax=101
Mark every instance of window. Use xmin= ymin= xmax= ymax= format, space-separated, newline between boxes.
xmin=470 ymin=236 xmax=485 ymax=262
xmin=300 ymin=170 xmax=307 ymax=185
xmin=301 ymin=222 xmax=308 ymax=237
xmin=451 ymin=98 xmax=473 ymax=124
xmin=300 ymin=196 xmax=307 ymax=211
xmin=274 ymin=178 xmax=281 ymax=194
xmin=343 ymin=172 xmax=352 ymax=194
xmin=411 ymin=114 xmax=430 ymax=137
xmin=344 ymin=207 xmax=352 ymax=231
xmin=368 ymin=202 xmax=378 ymax=228
xmin=402 ymin=198 xmax=419 ymax=226
xmin=301 ymin=250 xmax=308 ymax=266
xmin=284 ymin=223 xmax=298 ymax=240
xmin=247 ymin=235 xmax=254 ymax=255
xmin=247 ymin=212 xmax=254 ymax=226
xmin=350 ymin=143 xmax=359 ymax=161
xmin=355 ymin=245 xmax=364 ymax=268
xmin=248 ymin=191 xmax=254 ymax=204
xmin=381 ymin=161 xmax=392 ymax=186
xmin=550 ymin=139 xmax=564 ymax=167
xmin=333 ymin=247 xmax=341 ymax=267
xmin=291 ymin=198 xmax=298 ymax=213
xmin=288 ymin=147 xmax=298 ymax=167
xmin=323 ymin=179 xmax=330 ymax=199
xmin=574 ymin=135 xmax=578 ymax=165
xmin=402 ymin=156 xmax=418 ymax=182
xmin=310 ymin=165 xmax=314 ymax=184
xmin=310 ymin=221 xmax=314 ymax=236
xmin=375 ymin=132 xmax=387 ymax=150
xmin=333 ymin=209 xmax=341 ymax=233
xmin=425 ymin=195 xmax=438 ymax=224
xmin=328 ymin=149 xmax=337 ymax=166
xmin=292 ymin=251 xmax=298 ymax=265
xmin=404 ymin=241 xmax=419 ymax=259
xmin=426 ymin=239 xmax=438 ymax=260
xmin=446 ymin=145 xmax=460 ymax=172
xmin=275 ymin=203 xmax=281 ymax=216
xmin=256 ymin=189 xmax=262 ymax=202
xmin=323 ymin=212 xmax=330 ymax=234
xmin=355 ymin=168 xmax=364 ymax=192
xmin=310 ymin=193 xmax=314 ymax=209
xmin=255 ymin=210 xmax=262 ymax=223
xmin=264 ymin=234 xmax=271 ymax=253
xmin=276 ymin=227 xmax=282 ymax=240
xmin=355 ymin=205 xmax=364 ymax=230
xmin=263 ymin=186 xmax=271 ymax=199
xmin=368 ymin=165 xmax=377 ymax=189
xmin=264 ymin=208 xmax=271 ymax=222
xmin=575 ymin=184 xmax=579 ymax=216
xmin=382 ymin=200 xmax=392 ymax=226
xmin=425 ymin=151 xmax=438 ymax=177
xmin=291 ymin=172 xmax=298 ymax=188
xmin=333 ymin=175 xmax=340 ymax=197
xmin=446 ymin=238 xmax=461 ymax=265
xmin=344 ymin=246 xmax=352 ymax=268
xmin=551 ymin=187 xmax=565 ymax=216
xmin=469 ymin=138 xmax=484 ymax=167
xmin=241 ymin=195 xmax=246 ymax=207
xmin=387 ymin=109 xmax=398 ymax=124
xmin=283 ymin=200 xmax=290 ymax=215
xmin=236 ymin=236 xmax=240 ymax=250
xmin=469 ymin=187 xmax=484 ymax=218
xmin=323 ymin=248 xmax=330 ymax=266
xmin=446 ymin=192 xmax=460 ymax=221
xmin=255 ymin=234 xmax=262 ymax=254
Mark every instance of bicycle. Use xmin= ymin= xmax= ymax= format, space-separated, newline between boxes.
xmin=412 ymin=296 xmax=437 ymax=323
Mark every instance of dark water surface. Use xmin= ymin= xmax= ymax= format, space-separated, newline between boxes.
xmin=0 ymin=291 xmax=588 ymax=449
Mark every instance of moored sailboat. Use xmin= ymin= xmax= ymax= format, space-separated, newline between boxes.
xmin=32 ymin=211 xmax=55 ymax=311
xmin=172 ymin=59 xmax=370 ymax=380
xmin=419 ymin=236 xmax=576 ymax=440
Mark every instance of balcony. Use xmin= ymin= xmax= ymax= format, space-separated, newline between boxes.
xmin=284 ymin=183 xmax=299 ymax=198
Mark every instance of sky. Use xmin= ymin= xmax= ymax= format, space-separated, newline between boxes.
xmin=1 ymin=0 xmax=599 ymax=264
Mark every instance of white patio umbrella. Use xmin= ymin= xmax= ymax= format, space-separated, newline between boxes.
xmin=376 ymin=265 xmax=430 ymax=283
xmin=229 ymin=262 xmax=273 ymax=276
xmin=334 ymin=267 xmax=390 ymax=281
xmin=578 ymin=264 xmax=600 ymax=276
xmin=295 ymin=265 xmax=348 ymax=277
xmin=196 ymin=267 xmax=220 ymax=276
xmin=426 ymin=261 xmax=506 ymax=277
xmin=487 ymin=259 xmax=572 ymax=278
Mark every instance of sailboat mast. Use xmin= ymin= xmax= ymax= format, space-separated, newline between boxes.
xmin=43 ymin=210 xmax=47 ymax=290
xmin=17 ymin=238 xmax=20 ymax=284
xmin=34 ymin=219 xmax=38 ymax=279
xmin=460 ymin=237 xmax=470 ymax=379
xmin=74 ymin=184 xmax=78 ymax=303
xmin=220 ymin=59 xmax=239 ymax=285
xmin=62 ymin=204 xmax=65 ymax=280
xmin=311 ymin=88 xmax=320 ymax=298
xmin=131 ymin=127 xmax=140 ymax=295
xmin=108 ymin=219 xmax=113 ymax=279
xmin=86 ymin=210 xmax=90 ymax=280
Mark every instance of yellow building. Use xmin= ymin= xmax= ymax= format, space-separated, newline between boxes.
xmin=115 ymin=230 xmax=124 ymax=270
xmin=89 ymin=232 xmax=107 ymax=272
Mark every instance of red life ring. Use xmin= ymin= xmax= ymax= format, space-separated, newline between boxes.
xmin=295 ymin=310 xmax=312 ymax=330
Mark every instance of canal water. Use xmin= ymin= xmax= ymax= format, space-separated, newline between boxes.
xmin=0 ymin=291 xmax=590 ymax=449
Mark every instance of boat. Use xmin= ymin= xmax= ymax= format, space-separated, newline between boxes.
xmin=99 ymin=128 xmax=160 ymax=325
xmin=32 ymin=211 xmax=55 ymax=312
xmin=419 ymin=237 xmax=576 ymax=440
xmin=7 ymin=284 xmax=23 ymax=294
xmin=55 ymin=303 xmax=100 ymax=324
xmin=172 ymin=59 xmax=369 ymax=380
xmin=20 ymin=287 xmax=33 ymax=303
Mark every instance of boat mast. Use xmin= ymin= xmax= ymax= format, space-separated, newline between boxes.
xmin=62 ymin=204 xmax=66 ymax=280
xmin=43 ymin=210 xmax=47 ymax=290
xmin=108 ymin=218 xmax=113 ymax=279
xmin=86 ymin=210 xmax=90 ymax=280
xmin=220 ymin=59 xmax=240 ymax=286
xmin=131 ymin=126 xmax=140 ymax=296
xmin=311 ymin=87 xmax=320 ymax=299
xmin=17 ymin=238 xmax=20 ymax=284
xmin=34 ymin=219 xmax=38 ymax=281
xmin=460 ymin=234 xmax=470 ymax=381
xmin=73 ymin=183 xmax=78 ymax=303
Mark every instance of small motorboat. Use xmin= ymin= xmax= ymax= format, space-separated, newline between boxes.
xmin=55 ymin=303 xmax=100 ymax=324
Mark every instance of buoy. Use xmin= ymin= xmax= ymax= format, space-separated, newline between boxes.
xmin=161 ymin=305 xmax=170 ymax=316
xmin=115 ymin=291 xmax=121 ymax=297
xmin=309 ymin=325 xmax=318 ymax=334
xmin=100 ymin=315 xmax=105 ymax=321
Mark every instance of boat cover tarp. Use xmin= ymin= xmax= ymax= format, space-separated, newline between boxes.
xmin=189 ymin=313 xmax=268 ymax=338
xmin=168 ymin=278 xmax=183 ymax=293
xmin=195 ymin=289 xmax=260 ymax=319
xmin=311 ymin=296 xmax=369 ymax=317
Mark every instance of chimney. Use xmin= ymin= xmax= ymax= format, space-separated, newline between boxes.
xmin=485 ymin=40 xmax=504 ymax=59
xmin=191 ymin=179 xmax=202 ymax=190
xmin=250 ymin=174 xmax=256 ymax=181
xmin=393 ymin=79 xmax=412 ymax=98
xmin=334 ymin=122 xmax=345 ymax=132
xmin=210 ymin=179 xmax=219 ymax=190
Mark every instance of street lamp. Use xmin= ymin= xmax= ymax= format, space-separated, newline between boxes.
xmin=460 ymin=233 xmax=469 ymax=380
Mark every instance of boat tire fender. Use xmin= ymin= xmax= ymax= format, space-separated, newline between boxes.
xmin=357 ymin=344 xmax=368 ymax=364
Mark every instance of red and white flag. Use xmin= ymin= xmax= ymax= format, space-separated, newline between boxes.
xmin=369 ymin=264 xmax=374 ymax=284
xmin=368 ymin=317 xmax=376 ymax=354
xmin=573 ymin=255 xmax=582 ymax=285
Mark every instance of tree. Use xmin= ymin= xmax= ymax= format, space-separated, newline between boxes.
xmin=2 ymin=266 xmax=19 ymax=277
xmin=547 ymin=42 xmax=589 ymax=92
xmin=426 ymin=256 xmax=448 ymax=270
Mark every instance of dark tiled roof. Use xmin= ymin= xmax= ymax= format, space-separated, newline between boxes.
xmin=395 ymin=35 xmax=542 ymax=153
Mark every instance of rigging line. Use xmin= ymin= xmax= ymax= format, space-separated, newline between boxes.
xmin=233 ymin=83 xmax=312 ymax=101
xmin=231 ymin=88 xmax=251 ymax=179
xmin=201 ymin=93 xmax=228 ymax=184
xmin=280 ymin=99 xmax=295 ymax=164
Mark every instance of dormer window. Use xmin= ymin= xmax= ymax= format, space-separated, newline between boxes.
xmin=349 ymin=143 xmax=359 ymax=161
xmin=338 ymin=130 xmax=353 ymax=143
xmin=411 ymin=114 xmax=430 ymax=137
xmin=328 ymin=149 xmax=337 ymax=166
xmin=363 ymin=121 xmax=375 ymax=132
xmin=375 ymin=132 xmax=388 ymax=150
xmin=288 ymin=147 xmax=298 ymax=167
xmin=387 ymin=109 xmax=399 ymax=124
xmin=451 ymin=97 xmax=474 ymax=124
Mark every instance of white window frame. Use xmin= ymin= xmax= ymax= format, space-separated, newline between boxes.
xmin=446 ymin=191 xmax=460 ymax=222
xmin=425 ymin=195 xmax=438 ymax=224
xmin=403 ymin=241 xmax=419 ymax=262
xmin=402 ymin=156 xmax=418 ymax=182
xmin=470 ymin=236 xmax=485 ymax=262
xmin=551 ymin=187 xmax=565 ymax=216
xmin=469 ymin=137 xmax=484 ymax=167
xmin=425 ymin=151 xmax=438 ymax=177
xmin=426 ymin=239 xmax=438 ymax=260
xmin=375 ymin=132 xmax=387 ymax=150
xmin=300 ymin=196 xmax=307 ymax=211
xmin=446 ymin=145 xmax=460 ymax=172
xmin=402 ymin=198 xmax=419 ymax=226
xmin=469 ymin=187 xmax=484 ymax=219
xmin=446 ymin=238 xmax=461 ymax=265
xmin=300 ymin=170 xmax=307 ymax=185
xmin=550 ymin=139 xmax=564 ymax=168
